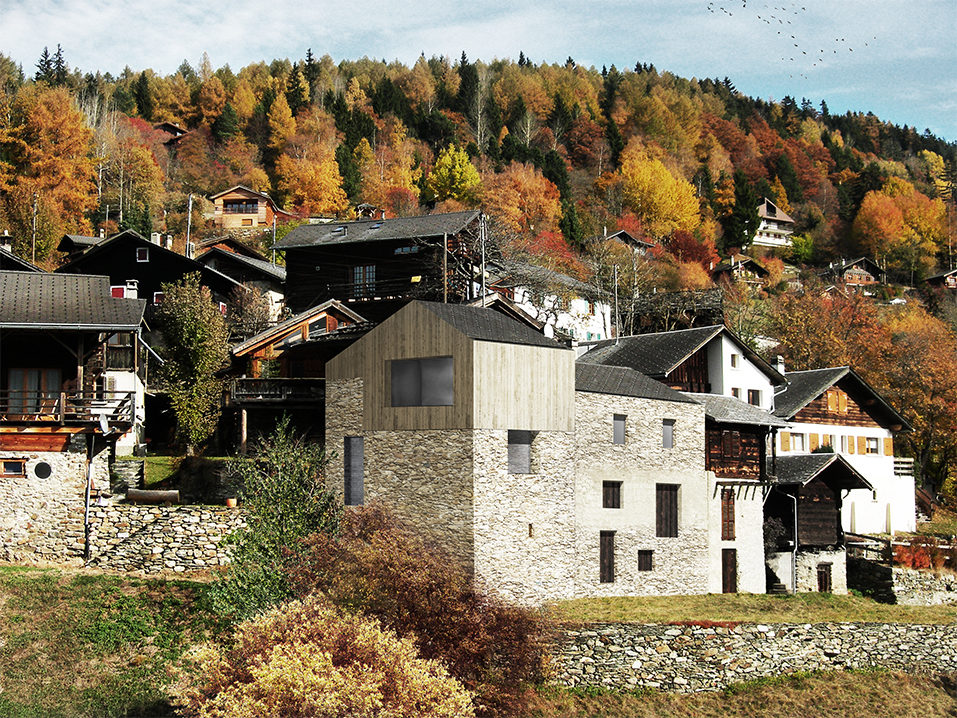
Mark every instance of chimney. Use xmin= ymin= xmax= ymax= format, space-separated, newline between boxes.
xmin=151 ymin=232 xmax=162 ymax=245
xmin=776 ymin=355 xmax=786 ymax=375
xmin=125 ymin=279 xmax=139 ymax=299
xmin=165 ymin=235 xmax=173 ymax=249
xmin=99 ymin=228 xmax=105 ymax=238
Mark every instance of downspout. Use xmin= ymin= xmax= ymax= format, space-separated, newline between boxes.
xmin=83 ymin=433 xmax=94 ymax=563
xmin=772 ymin=484 xmax=799 ymax=595
xmin=443 ymin=232 xmax=448 ymax=303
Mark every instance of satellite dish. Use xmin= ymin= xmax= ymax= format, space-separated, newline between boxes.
xmin=98 ymin=413 xmax=110 ymax=435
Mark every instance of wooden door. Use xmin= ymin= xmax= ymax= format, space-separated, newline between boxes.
xmin=722 ymin=549 xmax=738 ymax=593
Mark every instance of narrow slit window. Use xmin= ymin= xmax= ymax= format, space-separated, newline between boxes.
xmin=600 ymin=531 xmax=615 ymax=583
xmin=662 ymin=419 xmax=675 ymax=449
xmin=508 ymin=430 xmax=532 ymax=474
xmin=344 ymin=436 xmax=364 ymax=506
xmin=613 ymin=414 xmax=626 ymax=445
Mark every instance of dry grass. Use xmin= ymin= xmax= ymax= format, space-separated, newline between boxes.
xmin=918 ymin=507 xmax=957 ymax=539
xmin=547 ymin=591 xmax=957 ymax=626
xmin=525 ymin=671 xmax=957 ymax=718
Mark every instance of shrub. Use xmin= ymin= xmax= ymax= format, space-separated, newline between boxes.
xmin=172 ymin=596 xmax=474 ymax=718
xmin=285 ymin=503 xmax=551 ymax=717
xmin=209 ymin=417 xmax=341 ymax=620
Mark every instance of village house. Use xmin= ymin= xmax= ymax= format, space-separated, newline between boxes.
xmin=324 ymin=301 xmax=786 ymax=603
xmin=752 ymin=198 xmax=795 ymax=249
xmin=711 ymin=254 xmax=770 ymax=288
xmin=210 ymin=185 xmax=295 ymax=230
xmin=772 ymin=366 xmax=914 ymax=534
xmin=0 ymin=272 xmax=145 ymax=561
xmin=823 ymin=257 xmax=886 ymax=291
xmin=195 ymin=246 xmax=286 ymax=323
xmin=925 ymin=267 xmax=957 ymax=289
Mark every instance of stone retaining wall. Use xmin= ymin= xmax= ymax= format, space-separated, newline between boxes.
xmin=849 ymin=556 xmax=957 ymax=605
xmin=86 ymin=505 xmax=246 ymax=573
xmin=556 ymin=622 xmax=957 ymax=693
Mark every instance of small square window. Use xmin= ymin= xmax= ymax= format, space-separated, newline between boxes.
xmin=747 ymin=389 xmax=761 ymax=406
xmin=662 ymin=419 xmax=675 ymax=449
xmin=731 ymin=387 xmax=741 ymax=399
xmin=613 ymin=414 xmax=626 ymax=445
xmin=602 ymin=481 xmax=621 ymax=509
xmin=136 ymin=247 xmax=149 ymax=262
xmin=2 ymin=460 xmax=25 ymax=477
xmin=730 ymin=353 xmax=740 ymax=369
xmin=866 ymin=437 xmax=880 ymax=454
xmin=637 ymin=550 xmax=653 ymax=572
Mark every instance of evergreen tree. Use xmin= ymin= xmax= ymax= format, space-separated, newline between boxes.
xmin=721 ymin=170 xmax=759 ymax=253
xmin=133 ymin=71 xmax=154 ymax=121
xmin=34 ymin=47 xmax=53 ymax=84
xmin=212 ymin=102 xmax=239 ymax=142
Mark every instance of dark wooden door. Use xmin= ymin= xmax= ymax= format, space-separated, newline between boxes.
xmin=722 ymin=549 xmax=738 ymax=593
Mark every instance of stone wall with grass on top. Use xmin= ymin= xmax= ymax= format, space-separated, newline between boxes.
xmin=556 ymin=621 xmax=957 ymax=693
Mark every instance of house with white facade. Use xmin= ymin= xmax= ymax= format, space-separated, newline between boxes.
xmin=772 ymin=366 xmax=914 ymax=535
xmin=752 ymin=198 xmax=795 ymax=249
xmin=324 ymin=301 xmax=780 ymax=604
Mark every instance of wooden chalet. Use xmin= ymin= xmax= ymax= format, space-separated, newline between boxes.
xmin=823 ymin=258 xmax=885 ymax=290
xmin=56 ymin=233 xmax=105 ymax=262
xmin=0 ymin=272 xmax=145 ymax=452
xmin=196 ymin=235 xmax=270 ymax=261
xmin=585 ymin=229 xmax=655 ymax=255
xmin=210 ymin=185 xmax=295 ymax=230
xmin=925 ymin=267 xmax=957 ymax=289
xmin=195 ymin=247 xmax=286 ymax=322
xmin=275 ymin=210 xmax=482 ymax=319
xmin=711 ymin=254 xmax=769 ymax=288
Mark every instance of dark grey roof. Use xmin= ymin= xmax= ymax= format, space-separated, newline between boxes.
xmin=0 ymin=272 xmax=145 ymax=330
xmin=490 ymin=261 xmax=593 ymax=295
xmin=686 ymin=393 xmax=791 ymax=428
xmin=275 ymin=211 xmax=480 ymax=249
xmin=420 ymin=301 xmax=568 ymax=350
xmin=926 ymin=268 xmax=957 ymax=281
xmin=0 ymin=247 xmax=43 ymax=272
xmin=576 ymin=363 xmax=698 ymax=404
xmin=773 ymin=367 xmax=911 ymax=430
xmin=578 ymin=325 xmax=724 ymax=376
xmin=198 ymin=247 xmax=286 ymax=282
xmin=771 ymin=453 xmax=872 ymax=491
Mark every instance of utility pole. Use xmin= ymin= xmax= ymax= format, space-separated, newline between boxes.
xmin=31 ymin=192 xmax=38 ymax=263
xmin=186 ymin=194 xmax=193 ymax=250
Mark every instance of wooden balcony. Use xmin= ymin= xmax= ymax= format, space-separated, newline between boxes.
xmin=0 ymin=390 xmax=135 ymax=427
xmin=230 ymin=378 xmax=324 ymax=405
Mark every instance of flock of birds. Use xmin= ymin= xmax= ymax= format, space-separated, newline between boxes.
xmin=705 ymin=0 xmax=877 ymax=79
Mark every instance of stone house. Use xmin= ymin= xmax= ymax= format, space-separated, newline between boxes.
xmin=0 ymin=272 xmax=145 ymax=561
xmin=772 ymin=366 xmax=914 ymax=534
xmin=324 ymin=300 xmax=775 ymax=603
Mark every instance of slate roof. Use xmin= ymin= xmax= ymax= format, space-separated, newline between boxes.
xmin=576 ymin=363 xmax=698 ymax=404
xmin=578 ymin=324 xmax=786 ymax=385
xmin=490 ymin=261 xmax=593 ymax=295
xmin=0 ymin=246 xmax=43 ymax=272
xmin=420 ymin=301 xmax=567 ymax=350
xmin=198 ymin=247 xmax=287 ymax=282
xmin=0 ymin=272 xmax=145 ymax=330
xmin=771 ymin=453 xmax=872 ymax=491
xmin=712 ymin=254 xmax=769 ymax=277
xmin=685 ymin=393 xmax=791 ymax=428
xmin=773 ymin=367 xmax=911 ymax=430
xmin=275 ymin=211 xmax=480 ymax=249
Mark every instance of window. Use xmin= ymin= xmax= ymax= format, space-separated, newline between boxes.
xmin=747 ymin=389 xmax=761 ymax=406
xmin=110 ymin=285 xmax=126 ymax=298
xmin=7 ymin=368 xmax=62 ymax=415
xmin=241 ymin=218 xmax=253 ymax=226
xmin=721 ymin=488 xmax=735 ymax=540
xmin=866 ymin=437 xmax=880 ymax=454
xmin=791 ymin=433 xmax=806 ymax=452
xmin=344 ymin=437 xmax=364 ymax=506
xmin=662 ymin=419 xmax=675 ymax=449
xmin=153 ymin=291 xmax=165 ymax=304
xmin=599 ymin=531 xmax=615 ymax=583
xmin=1 ymin=460 xmax=25 ymax=477
xmin=656 ymin=484 xmax=679 ymax=538
xmin=840 ymin=435 xmax=849 ymax=453
xmin=136 ymin=247 xmax=149 ymax=262
xmin=508 ymin=430 xmax=533 ymax=474
xmin=391 ymin=357 xmax=453 ymax=407
xmin=730 ymin=353 xmax=740 ymax=369
xmin=224 ymin=199 xmax=258 ymax=214
xmin=352 ymin=264 xmax=375 ymax=298
xmin=731 ymin=387 xmax=741 ymax=399
xmin=613 ymin=414 xmax=626 ymax=445
xmin=602 ymin=481 xmax=621 ymax=509
xmin=637 ymin=550 xmax=653 ymax=571
xmin=393 ymin=245 xmax=419 ymax=254
xmin=722 ymin=549 xmax=738 ymax=593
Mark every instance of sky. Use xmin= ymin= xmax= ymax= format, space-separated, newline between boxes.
xmin=3 ymin=0 xmax=956 ymax=142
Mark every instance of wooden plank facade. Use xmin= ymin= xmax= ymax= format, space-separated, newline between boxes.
xmin=706 ymin=426 xmax=765 ymax=479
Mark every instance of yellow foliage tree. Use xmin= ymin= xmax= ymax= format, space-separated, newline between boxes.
xmin=620 ymin=152 xmax=700 ymax=239
xmin=276 ymin=144 xmax=348 ymax=216
xmin=267 ymin=93 xmax=296 ymax=154
xmin=426 ymin=144 xmax=481 ymax=204
xmin=481 ymin=161 xmax=562 ymax=236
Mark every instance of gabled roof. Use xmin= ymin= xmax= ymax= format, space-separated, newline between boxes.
xmin=490 ymin=261 xmax=593 ymax=296
xmin=0 ymin=246 xmax=43 ymax=272
xmin=758 ymin=198 xmax=795 ymax=224
xmin=686 ymin=393 xmax=790 ymax=428
xmin=773 ymin=366 xmax=911 ymax=430
xmin=56 ymin=233 xmax=103 ymax=253
xmin=232 ymin=300 xmax=367 ymax=357
xmin=0 ymin=272 xmax=145 ymax=330
xmin=419 ymin=301 xmax=568 ymax=350
xmin=209 ymin=184 xmax=273 ymax=201
xmin=468 ymin=293 xmax=546 ymax=333
xmin=925 ymin=267 xmax=957 ymax=282
xmin=578 ymin=324 xmax=786 ymax=385
xmin=713 ymin=254 xmax=769 ymax=277
xmin=585 ymin=229 xmax=655 ymax=249
xmin=576 ymin=363 xmax=698 ymax=404
xmin=826 ymin=257 xmax=885 ymax=279
xmin=771 ymin=453 xmax=873 ymax=491
xmin=197 ymin=235 xmax=269 ymax=261
xmin=276 ymin=211 xmax=480 ymax=249
xmin=197 ymin=247 xmax=287 ymax=283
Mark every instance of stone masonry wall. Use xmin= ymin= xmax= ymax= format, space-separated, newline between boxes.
xmin=86 ymin=505 xmax=246 ymax=573
xmin=557 ymin=622 xmax=957 ymax=693
xmin=0 ymin=447 xmax=110 ymax=562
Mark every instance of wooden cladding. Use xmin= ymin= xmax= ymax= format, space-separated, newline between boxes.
xmin=794 ymin=388 xmax=881 ymax=428
xmin=667 ymin=348 xmax=710 ymax=393
xmin=656 ymin=484 xmax=679 ymax=537
xmin=797 ymin=479 xmax=841 ymax=547
xmin=0 ymin=432 xmax=72 ymax=451
xmin=707 ymin=428 xmax=763 ymax=479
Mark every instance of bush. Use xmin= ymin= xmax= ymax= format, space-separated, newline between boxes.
xmin=209 ymin=417 xmax=341 ymax=620
xmin=172 ymin=596 xmax=474 ymax=718
xmin=285 ymin=503 xmax=552 ymax=717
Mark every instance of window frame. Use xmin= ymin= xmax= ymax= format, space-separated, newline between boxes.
xmin=636 ymin=549 xmax=653 ymax=572
xmin=721 ymin=488 xmax=735 ymax=540
xmin=662 ymin=419 xmax=675 ymax=449
xmin=390 ymin=357 xmax=454 ymax=407
xmin=1 ymin=459 xmax=26 ymax=477
xmin=866 ymin=437 xmax=880 ymax=455
xmin=508 ymin=430 xmax=533 ymax=475
xmin=747 ymin=389 xmax=761 ymax=406
xmin=135 ymin=246 xmax=149 ymax=262
xmin=613 ymin=414 xmax=626 ymax=445
xmin=602 ymin=481 xmax=621 ymax=509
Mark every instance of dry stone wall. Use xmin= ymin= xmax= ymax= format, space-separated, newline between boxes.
xmin=557 ymin=622 xmax=957 ymax=693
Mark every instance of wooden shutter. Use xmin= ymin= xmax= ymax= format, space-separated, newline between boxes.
xmin=847 ymin=435 xmax=855 ymax=454
xmin=602 ymin=481 xmax=621 ymax=509
xmin=838 ymin=392 xmax=848 ymax=413
xmin=599 ymin=531 xmax=615 ymax=583
xmin=827 ymin=390 xmax=838 ymax=412
xmin=883 ymin=437 xmax=894 ymax=456
xmin=817 ymin=563 xmax=832 ymax=593
xmin=637 ymin=550 xmax=653 ymax=571
xmin=721 ymin=489 xmax=735 ymax=540
xmin=809 ymin=433 xmax=819 ymax=451
xmin=722 ymin=549 xmax=738 ymax=593
xmin=857 ymin=436 xmax=867 ymax=455
xmin=656 ymin=484 xmax=679 ymax=537
xmin=780 ymin=431 xmax=791 ymax=451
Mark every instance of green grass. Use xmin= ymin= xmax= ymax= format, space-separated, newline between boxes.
xmin=0 ymin=566 xmax=228 ymax=718
xmin=547 ymin=590 xmax=957 ymax=626
xmin=918 ymin=507 xmax=957 ymax=539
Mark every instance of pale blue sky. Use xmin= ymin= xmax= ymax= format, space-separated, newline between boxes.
xmin=3 ymin=0 xmax=956 ymax=141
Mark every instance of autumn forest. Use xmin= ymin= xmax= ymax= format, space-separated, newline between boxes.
xmin=0 ymin=46 xmax=956 ymax=492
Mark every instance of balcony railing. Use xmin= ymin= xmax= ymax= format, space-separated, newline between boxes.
xmin=0 ymin=390 xmax=135 ymax=426
xmin=231 ymin=378 xmax=324 ymax=404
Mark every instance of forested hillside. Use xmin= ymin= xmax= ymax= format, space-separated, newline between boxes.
xmin=1 ymin=47 xmax=956 ymax=492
